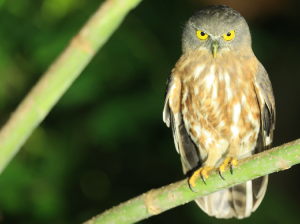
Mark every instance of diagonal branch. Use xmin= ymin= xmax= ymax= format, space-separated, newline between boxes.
xmin=0 ymin=0 xmax=142 ymax=174
xmin=84 ymin=138 xmax=300 ymax=224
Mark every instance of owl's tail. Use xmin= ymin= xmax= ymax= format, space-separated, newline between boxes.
xmin=194 ymin=175 xmax=268 ymax=219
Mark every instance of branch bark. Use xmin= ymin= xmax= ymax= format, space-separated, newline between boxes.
xmin=0 ymin=0 xmax=142 ymax=174
xmin=84 ymin=138 xmax=300 ymax=224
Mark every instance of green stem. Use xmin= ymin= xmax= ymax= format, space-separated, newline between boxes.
xmin=0 ymin=0 xmax=142 ymax=174
xmin=83 ymin=139 xmax=300 ymax=224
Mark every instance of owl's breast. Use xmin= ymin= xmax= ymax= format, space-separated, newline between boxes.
xmin=181 ymin=61 xmax=260 ymax=150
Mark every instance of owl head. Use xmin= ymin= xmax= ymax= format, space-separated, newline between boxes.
xmin=182 ymin=5 xmax=252 ymax=58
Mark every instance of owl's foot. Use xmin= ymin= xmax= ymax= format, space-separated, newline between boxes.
xmin=219 ymin=156 xmax=238 ymax=180
xmin=188 ymin=166 xmax=214 ymax=192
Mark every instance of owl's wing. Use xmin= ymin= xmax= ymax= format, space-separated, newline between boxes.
xmin=253 ymin=62 xmax=276 ymax=150
xmin=163 ymin=74 xmax=200 ymax=173
xmin=251 ymin=62 xmax=276 ymax=211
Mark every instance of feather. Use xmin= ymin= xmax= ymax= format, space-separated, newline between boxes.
xmin=252 ymin=176 xmax=268 ymax=212
xmin=163 ymin=12 xmax=275 ymax=217
xmin=164 ymin=74 xmax=201 ymax=170
xmin=192 ymin=64 xmax=275 ymax=219
xmin=169 ymin=101 xmax=200 ymax=171
xmin=163 ymin=75 xmax=173 ymax=127
xmin=162 ymin=62 xmax=275 ymax=218
xmin=195 ymin=188 xmax=236 ymax=218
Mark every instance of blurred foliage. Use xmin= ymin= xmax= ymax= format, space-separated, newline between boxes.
xmin=0 ymin=0 xmax=300 ymax=223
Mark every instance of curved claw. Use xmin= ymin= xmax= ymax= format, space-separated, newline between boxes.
xmin=188 ymin=179 xmax=198 ymax=192
xmin=201 ymin=175 xmax=207 ymax=185
xmin=230 ymin=164 xmax=234 ymax=174
xmin=219 ymin=171 xmax=225 ymax=180
xmin=218 ymin=156 xmax=238 ymax=177
xmin=188 ymin=166 xmax=213 ymax=192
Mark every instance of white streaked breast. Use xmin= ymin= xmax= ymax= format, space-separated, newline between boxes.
xmin=193 ymin=65 xmax=205 ymax=80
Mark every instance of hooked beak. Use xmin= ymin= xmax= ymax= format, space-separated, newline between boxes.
xmin=212 ymin=40 xmax=219 ymax=58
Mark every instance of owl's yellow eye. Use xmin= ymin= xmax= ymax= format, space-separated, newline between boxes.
xmin=223 ymin=30 xmax=235 ymax=41
xmin=196 ymin=30 xmax=208 ymax=41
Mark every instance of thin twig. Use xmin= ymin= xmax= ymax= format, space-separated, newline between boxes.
xmin=84 ymin=138 xmax=300 ymax=224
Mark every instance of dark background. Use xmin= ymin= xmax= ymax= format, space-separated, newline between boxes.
xmin=0 ymin=0 xmax=300 ymax=223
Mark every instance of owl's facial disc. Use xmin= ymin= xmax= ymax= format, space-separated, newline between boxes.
xmin=194 ymin=27 xmax=238 ymax=58
xmin=182 ymin=6 xmax=252 ymax=57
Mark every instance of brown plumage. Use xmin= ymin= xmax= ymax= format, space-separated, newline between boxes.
xmin=163 ymin=5 xmax=275 ymax=219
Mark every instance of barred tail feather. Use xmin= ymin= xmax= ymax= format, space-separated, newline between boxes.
xmin=252 ymin=175 xmax=268 ymax=212
xmin=195 ymin=177 xmax=268 ymax=219
xmin=195 ymin=188 xmax=236 ymax=218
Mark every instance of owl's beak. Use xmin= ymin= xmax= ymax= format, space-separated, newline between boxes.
xmin=212 ymin=40 xmax=219 ymax=58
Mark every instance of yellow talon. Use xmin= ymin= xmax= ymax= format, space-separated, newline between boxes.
xmin=231 ymin=157 xmax=237 ymax=166
xmin=188 ymin=166 xmax=214 ymax=191
xmin=219 ymin=156 xmax=238 ymax=179
xmin=189 ymin=170 xmax=200 ymax=188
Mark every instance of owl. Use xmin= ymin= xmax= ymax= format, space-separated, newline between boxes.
xmin=163 ymin=5 xmax=275 ymax=218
